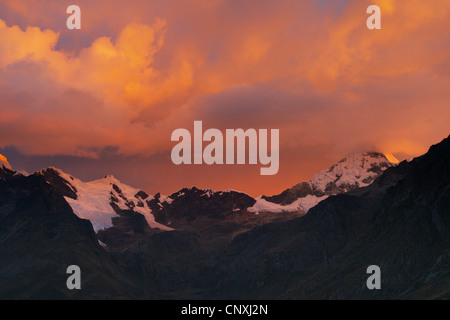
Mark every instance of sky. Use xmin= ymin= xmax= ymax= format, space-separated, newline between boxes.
xmin=0 ymin=0 xmax=449 ymax=197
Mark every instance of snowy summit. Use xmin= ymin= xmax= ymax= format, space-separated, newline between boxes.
xmin=37 ymin=167 xmax=173 ymax=233
xmin=249 ymin=152 xmax=397 ymax=215
xmin=0 ymin=154 xmax=12 ymax=170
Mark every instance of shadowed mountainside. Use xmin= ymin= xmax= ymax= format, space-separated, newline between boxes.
xmin=0 ymin=173 xmax=152 ymax=299
xmin=0 ymin=135 xmax=448 ymax=299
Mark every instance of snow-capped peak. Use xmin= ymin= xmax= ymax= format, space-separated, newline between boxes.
xmin=249 ymin=152 xmax=396 ymax=215
xmin=309 ymin=152 xmax=393 ymax=192
xmin=0 ymin=154 xmax=12 ymax=170
xmin=38 ymin=167 xmax=172 ymax=233
xmin=384 ymin=153 xmax=400 ymax=164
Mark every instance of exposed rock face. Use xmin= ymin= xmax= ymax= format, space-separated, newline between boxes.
xmin=145 ymin=187 xmax=258 ymax=244
xmin=39 ymin=168 xmax=78 ymax=200
xmin=0 ymin=166 xmax=17 ymax=180
xmin=149 ymin=187 xmax=256 ymax=225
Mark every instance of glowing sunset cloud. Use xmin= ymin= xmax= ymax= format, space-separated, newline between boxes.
xmin=0 ymin=0 xmax=449 ymax=196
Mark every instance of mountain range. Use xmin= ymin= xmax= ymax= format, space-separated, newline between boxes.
xmin=3 ymin=150 xmax=395 ymax=249
xmin=0 ymin=136 xmax=448 ymax=299
xmin=6 ymin=151 xmax=396 ymax=232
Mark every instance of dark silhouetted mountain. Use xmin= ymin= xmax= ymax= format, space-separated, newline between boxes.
xmin=205 ymin=135 xmax=450 ymax=299
xmin=147 ymin=187 xmax=258 ymax=241
xmin=0 ymin=135 xmax=448 ymax=299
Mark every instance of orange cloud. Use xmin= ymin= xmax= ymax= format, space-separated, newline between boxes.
xmin=0 ymin=20 xmax=60 ymax=67
xmin=0 ymin=0 xmax=449 ymax=195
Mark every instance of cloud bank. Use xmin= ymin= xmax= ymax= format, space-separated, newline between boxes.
xmin=0 ymin=0 xmax=449 ymax=195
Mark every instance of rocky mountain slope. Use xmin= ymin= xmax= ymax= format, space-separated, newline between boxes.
xmin=0 ymin=137 xmax=448 ymax=299
xmin=206 ymin=136 xmax=450 ymax=299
